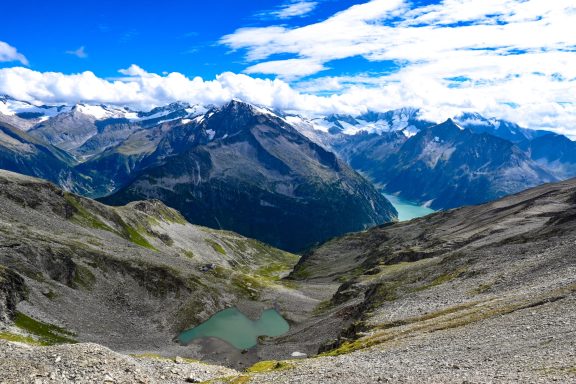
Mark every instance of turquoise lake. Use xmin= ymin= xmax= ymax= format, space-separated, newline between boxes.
xmin=178 ymin=308 xmax=290 ymax=349
xmin=383 ymin=193 xmax=436 ymax=221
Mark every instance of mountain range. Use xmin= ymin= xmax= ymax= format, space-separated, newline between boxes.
xmin=1 ymin=96 xmax=396 ymax=252
xmin=293 ymin=108 xmax=574 ymax=209
xmin=2 ymin=94 xmax=576 ymax=246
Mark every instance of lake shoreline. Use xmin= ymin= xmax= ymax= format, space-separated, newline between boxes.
xmin=383 ymin=193 xmax=436 ymax=221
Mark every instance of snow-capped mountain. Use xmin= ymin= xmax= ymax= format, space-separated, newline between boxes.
xmin=454 ymin=112 xmax=553 ymax=143
xmin=1 ymin=94 xmax=575 ymax=214
xmin=0 ymin=95 xmax=70 ymax=119
xmin=21 ymin=102 xmax=207 ymax=159
xmin=284 ymin=107 xmax=431 ymax=149
xmin=0 ymin=95 xmax=72 ymax=131
xmin=100 ymin=100 xmax=397 ymax=251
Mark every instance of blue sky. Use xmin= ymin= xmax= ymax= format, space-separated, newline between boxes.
xmin=0 ymin=0 xmax=366 ymax=79
xmin=0 ymin=0 xmax=574 ymax=136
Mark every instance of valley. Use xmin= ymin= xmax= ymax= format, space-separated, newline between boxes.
xmin=1 ymin=1 xmax=573 ymax=382
xmin=1 ymin=96 xmax=576 ymax=383
xmin=0 ymin=169 xmax=575 ymax=382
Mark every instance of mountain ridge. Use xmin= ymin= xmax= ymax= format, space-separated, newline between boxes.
xmin=101 ymin=100 xmax=397 ymax=252
xmin=2 ymin=94 xmax=576 ymax=237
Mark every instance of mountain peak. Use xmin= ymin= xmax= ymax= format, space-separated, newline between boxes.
xmin=221 ymin=99 xmax=277 ymax=119
xmin=438 ymin=118 xmax=463 ymax=130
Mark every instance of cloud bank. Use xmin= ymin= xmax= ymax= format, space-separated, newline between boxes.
xmin=0 ymin=64 xmax=574 ymax=138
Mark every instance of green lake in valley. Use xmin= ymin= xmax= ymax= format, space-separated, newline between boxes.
xmin=178 ymin=307 xmax=289 ymax=349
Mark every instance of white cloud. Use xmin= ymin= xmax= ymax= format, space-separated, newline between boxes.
xmin=0 ymin=2 xmax=573 ymax=137
xmin=271 ymin=1 xmax=318 ymax=19
xmin=0 ymin=65 xmax=304 ymax=112
xmin=216 ymin=0 xmax=576 ymax=135
xmin=222 ymin=0 xmax=575 ymax=75
xmin=0 ymin=41 xmax=29 ymax=66
xmin=245 ymin=58 xmax=327 ymax=79
xmin=0 ymin=65 xmax=574 ymax=138
xmin=65 ymin=46 xmax=87 ymax=58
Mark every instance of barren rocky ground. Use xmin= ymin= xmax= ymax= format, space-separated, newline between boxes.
xmin=1 ymin=172 xmax=576 ymax=383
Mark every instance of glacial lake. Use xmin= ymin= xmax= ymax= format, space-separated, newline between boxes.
xmin=178 ymin=307 xmax=289 ymax=350
xmin=383 ymin=193 xmax=436 ymax=221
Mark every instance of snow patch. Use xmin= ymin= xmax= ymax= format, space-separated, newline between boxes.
xmin=76 ymin=104 xmax=125 ymax=119
xmin=0 ymin=98 xmax=70 ymax=118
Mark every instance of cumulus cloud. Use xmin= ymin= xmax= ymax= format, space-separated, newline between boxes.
xmin=0 ymin=64 xmax=574 ymax=138
xmin=65 ymin=46 xmax=88 ymax=58
xmin=0 ymin=65 xmax=304 ymax=112
xmin=0 ymin=41 xmax=29 ymax=65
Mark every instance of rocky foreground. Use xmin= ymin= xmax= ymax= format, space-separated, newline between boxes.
xmin=0 ymin=340 xmax=237 ymax=383
xmin=1 ymin=172 xmax=576 ymax=383
xmin=2 ymin=286 xmax=575 ymax=384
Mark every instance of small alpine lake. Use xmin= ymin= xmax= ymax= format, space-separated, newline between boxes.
xmin=178 ymin=307 xmax=289 ymax=350
xmin=383 ymin=193 xmax=436 ymax=221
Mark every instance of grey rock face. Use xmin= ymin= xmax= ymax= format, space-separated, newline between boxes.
xmin=519 ymin=133 xmax=576 ymax=179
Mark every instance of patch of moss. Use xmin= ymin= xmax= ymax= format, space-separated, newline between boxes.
xmin=183 ymin=250 xmax=195 ymax=259
xmin=538 ymin=366 xmax=576 ymax=376
xmin=129 ymin=352 xmax=169 ymax=360
xmin=312 ymin=299 xmax=332 ymax=315
xmin=290 ymin=266 xmax=311 ymax=279
xmin=65 ymin=194 xmax=114 ymax=233
xmin=231 ymin=273 xmax=263 ymax=300
xmin=469 ymin=283 xmax=493 ymax=295
xmin=246 ymin=360 xmax=293 ymax=373
xmin=42 ymin=289 xmax=58 ymax=300
xmin=153 ymin=205 xmax=188 ymax=225
xmin=369 ymin=281 xmax=400 ymax=305
xmin=123 ymin=223 xmax=157 ymax=251
xmin=205 ymin=239 xmax=226 ymax=255
xmin=229 ymin=238 xmax=248 ymax=253
xmin=13 ymin=312 xmax=76 ymax=345
xmin=86 ymin=238 xmax=103 ymax=247
xmin=256 ymin=263 xmax=292 ymax=280
xmin=0 ymin=331 xmax=42 ymax=345
xmin=216 ymin=376 xmax=251 ymax=384
xmin=18 ymin=268 xmax=46 ymax=283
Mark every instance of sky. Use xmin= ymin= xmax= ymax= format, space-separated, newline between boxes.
xmin=0 ymin=0 xmax=575 ymax=135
